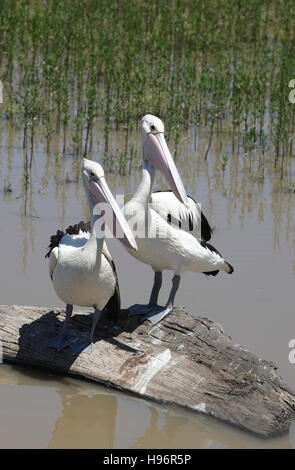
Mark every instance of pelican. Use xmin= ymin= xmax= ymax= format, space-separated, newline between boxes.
xmin=45 ymin=158 xmax=137 ymax=354
xmin=124 ymin=114 xmax=234 ymax=324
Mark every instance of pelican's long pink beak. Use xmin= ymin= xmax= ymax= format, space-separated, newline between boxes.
xmin=143 ymin=132 xmax=189 ymax=207
xmin=90 ymin=178 xmax=137 ymax=251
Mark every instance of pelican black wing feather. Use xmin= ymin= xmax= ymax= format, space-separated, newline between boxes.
xmin=200 ymin=211 xmax=212 ymax=242
xmin=179 ymin=191 xmax=212 ymax=242
xmin=102 ymin=256 xmax=121 ymax=324
xmin=152 ymin=190 xmax=213 ymax=242
xmin=200 ymin=241 xmax=221 ymax=277
xmin=45 ymin=220 xmax=91 ymax=258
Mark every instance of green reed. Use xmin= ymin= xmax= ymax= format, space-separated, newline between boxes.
xmin=0 ymin=0 xmax=295 ymax=186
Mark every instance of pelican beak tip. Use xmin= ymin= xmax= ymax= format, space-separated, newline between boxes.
xmin=129 ymin=241 xmax=138 ymax=252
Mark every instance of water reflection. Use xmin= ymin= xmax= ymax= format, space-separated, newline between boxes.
xmin=49 ymin=391 xmax=116 ymax=449
xmin=0 ymin=365 xmax=293 ymax=449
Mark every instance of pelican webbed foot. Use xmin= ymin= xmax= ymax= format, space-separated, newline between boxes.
xmin=127 ymin=303 xmax=173 ymax=324
xmin=70 ymin=307 xmax=102 ymax=355
xmin=144 ymin=305 xmax=173 ymax=325
xmin=143 ymin=274 xmax=181 ymax=325
xmin=47 ymin=304 xmax=75 ymax=351
xmin=127 ymin=304 xmax=161 ymax=316
xmin=70 ymin=337 xmax=94 ymax=354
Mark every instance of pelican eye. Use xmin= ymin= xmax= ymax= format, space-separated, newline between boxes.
xmin=150 ymin=124 xmax=156 ymax=132
xmin=90 ymin=170 xmax=95 ymax=177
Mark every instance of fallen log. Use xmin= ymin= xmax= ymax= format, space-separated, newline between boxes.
xmin=0 ymin=304 xmax=294 ymax=437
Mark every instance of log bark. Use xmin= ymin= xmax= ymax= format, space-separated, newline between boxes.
xmin=0 ymin=304 xmax=295 ymax=437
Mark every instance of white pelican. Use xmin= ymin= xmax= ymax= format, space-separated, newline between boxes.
xmin=124 ymin=114 xmax=234 ymax=324
xmin=45 ymin=158 xmax=137 ymax=354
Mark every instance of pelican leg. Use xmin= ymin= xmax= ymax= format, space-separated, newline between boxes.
xmin=47 ymin=304 xmax=76 ymax=351
xmin=145 ymin=275 xmax=181 ymax=325
xmin=149 ymin=271 xmax=162 ymax=306
xmin=70 ymin=308 xmax=102 ymax=354
xmin=128 ymin=271 xmax=163 ymax=315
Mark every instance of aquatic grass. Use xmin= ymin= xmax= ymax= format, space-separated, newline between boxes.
xmin=0 ymin=0 xmax=295 ymax=187
xmin=221 ymin=155 xmax=229 ymax=175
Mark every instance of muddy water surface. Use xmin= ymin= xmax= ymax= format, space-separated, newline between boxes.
xmin=0 ymin=120 xmax=295 ymax=448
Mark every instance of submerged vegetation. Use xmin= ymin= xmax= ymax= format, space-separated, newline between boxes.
xmin=0 ymin=0 xmax=295 ymax=187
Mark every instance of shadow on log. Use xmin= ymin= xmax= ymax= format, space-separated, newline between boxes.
xmin=0 ymin=304 xmax=295 ymax=437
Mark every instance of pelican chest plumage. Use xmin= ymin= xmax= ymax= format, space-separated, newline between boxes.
xmin=45 ymin=158 xmax=137 ymax=354
xmin=123 ymin=114 xmax=234 ymax=324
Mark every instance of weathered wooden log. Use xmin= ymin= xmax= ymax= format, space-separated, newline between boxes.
xmin=0 ymin=304 xmax=294 ymax=437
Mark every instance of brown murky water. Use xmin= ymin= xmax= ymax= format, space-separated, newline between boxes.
xmin=1 ymin=119 xmax=295 ymax=448
xmin=0 ymin=364 xmax=293 ymax=449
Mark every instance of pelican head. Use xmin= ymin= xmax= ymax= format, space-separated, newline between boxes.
xmin=141 ymin=114 xmax=189 ymax=207
xmin=81 ymin=158 xmax=137 ymax=251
